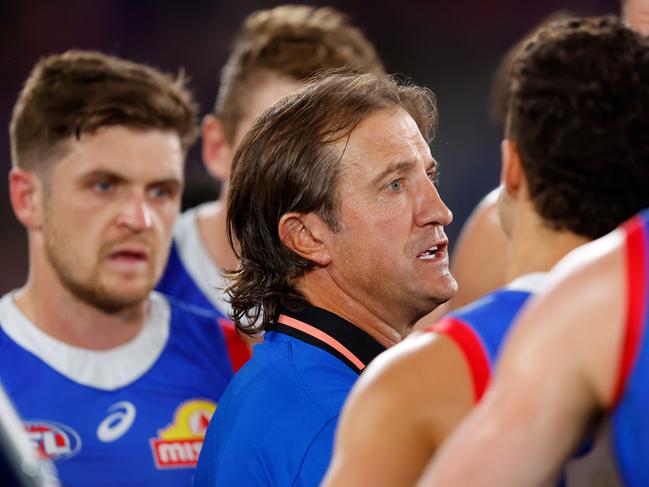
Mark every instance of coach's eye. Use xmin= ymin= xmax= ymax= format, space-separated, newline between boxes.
xmin=426 ymin=169 xmax=440 ymax=186
xmin=388 ymin=180 xmax=402 ymax=192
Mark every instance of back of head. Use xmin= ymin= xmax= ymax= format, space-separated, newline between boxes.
xmin=489 ymin=11 xmax=576 ymax=132
xmin=508 ymin=16 xmax=649 ymax=239
xmin=215 ymin=4 xmax=385 ymax=141
xmin=10 ymin=50 xmax=198 ymax=173
xmin=226 ymin=70 xmax=436 ymax=334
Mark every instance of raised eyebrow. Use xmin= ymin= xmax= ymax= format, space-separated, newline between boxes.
xmin=425 ymin=158 xmax=439 ymax=173
xmin=371 ymin=160 xmax=417 ymax=186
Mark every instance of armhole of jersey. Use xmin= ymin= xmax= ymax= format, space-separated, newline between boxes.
xmin=610 ymin=216 xmax=648 ymax=409
xmin=218 ymin=318 xmax=251 ymax=373
xmin=428 ymin=316 xmax=492 ymax=403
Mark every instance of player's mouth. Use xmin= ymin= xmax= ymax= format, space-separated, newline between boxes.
xmin=417 ymin=241 xmax=448 ymax=261
xmin=107 ymin=247 xmax=150 ymax=267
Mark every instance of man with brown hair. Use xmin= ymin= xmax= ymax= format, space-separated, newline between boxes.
xmin=156 ymin=5 xmax=384 ymax=335
xmin=1 ymin=50 xmax=243 ymax=486
xmin=324 ymin=16 xmax=649 ymax=487
xmin=435 ymin=0 xmax=649 ymax=320
xmin=193 ymin=71 xmax=456 ymax=486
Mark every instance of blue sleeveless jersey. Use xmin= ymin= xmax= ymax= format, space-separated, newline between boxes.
xmin=156 ymin=206 xmax=231 ymax=318
xmin=157 ymin=211 xmax=250 ymax=372
xmin=0 ymin=292 xmax=239 ymax=487
xmin=429 ymin=274 xmax=545 ymax=401
xmin=610 ymin=210 xmax=649 ymax=486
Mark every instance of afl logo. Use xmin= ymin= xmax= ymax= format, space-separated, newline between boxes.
xmin=25 ymin=421 xmax=81 ymax=461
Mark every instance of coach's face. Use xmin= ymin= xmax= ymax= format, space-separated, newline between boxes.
xmin=326 ymin=108 xmax=456 ymax=327
xmin=39 ymin=126 xmax=184 ymax=312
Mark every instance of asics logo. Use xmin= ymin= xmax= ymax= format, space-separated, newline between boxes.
xmin=97 ymin=401 xmax=136 ymax=443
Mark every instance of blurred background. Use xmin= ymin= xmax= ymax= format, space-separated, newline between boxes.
xmin=0 ymin=0 xmax=616 ymax=294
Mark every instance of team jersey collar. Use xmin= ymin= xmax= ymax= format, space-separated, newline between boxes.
xmin=0 ymin=291 xmax=170 ymax=391
xmin=505 ymin=272 xmax=548 ymax=293
xmin=269 ymin=303 xmax=386 ymax=374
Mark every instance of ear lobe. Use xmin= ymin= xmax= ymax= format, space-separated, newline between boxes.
xmin=500 ymin=139 xmax=524 ymax=198
xmin=202 ymin=114 xmax=233 ymax=182
xmin=9 ymin=167 xmax=43 ymax=230
xmin=278 ymin=212 xmax=332 ymax=266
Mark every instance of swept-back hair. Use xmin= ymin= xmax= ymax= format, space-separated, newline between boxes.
xmin=226 ymin=71 xmax=437 ymax=334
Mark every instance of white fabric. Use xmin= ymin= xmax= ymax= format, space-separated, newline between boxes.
xmin=0 ymin=291 xmax=170 ymax=391
xmin=505 ymin=272 xmax=548 ymax=293
xmin=174 ymin=204 xmax=231 ymax=317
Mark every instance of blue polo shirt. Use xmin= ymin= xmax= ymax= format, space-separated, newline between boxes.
xmin=194 ymin=303 xmax=386 ymax=486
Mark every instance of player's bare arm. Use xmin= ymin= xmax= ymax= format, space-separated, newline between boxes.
xmin=418 ymin=231 xmax=626 ymax=486
xmin=323 ymin=331 xmax=473 ymax=486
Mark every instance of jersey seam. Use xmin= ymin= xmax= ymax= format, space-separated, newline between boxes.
xmin=290 ymin=415 xmax=338 ymax=487
xmin=287 ymin=340 xmax=332 ymax=419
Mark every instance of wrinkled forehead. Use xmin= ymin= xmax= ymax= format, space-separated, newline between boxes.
xmin=333 ymin=107 xmax=432 ymax=176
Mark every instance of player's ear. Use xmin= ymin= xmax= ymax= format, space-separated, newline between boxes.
xmin=202 ymin=114 xmax=234 ymax=182
xmin=9 ymin=167 xmax=44 ymax=230
xmin=501 ymin=139 xmax=524 ymax=198
xmin=278 ymin=212 xmax=332 ymax=266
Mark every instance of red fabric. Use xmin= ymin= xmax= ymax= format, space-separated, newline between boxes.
xmin=218 ymin=318 xmax=251 ymax=373
xmin=611 ymin=217 xmax=648 ymax=408
xmin=429 ymin=316 xmax=491 ymax=402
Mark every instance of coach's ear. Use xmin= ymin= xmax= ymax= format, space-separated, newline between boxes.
xmin=9 ymin=167 xmax=43 ymax=230
xmin=202 ymin=114 xmax=233 ymax=182
xmin=501 ymin=139 xmax=524 ymax=198
xmin=278 ymin=212 xmax=332 ymax=266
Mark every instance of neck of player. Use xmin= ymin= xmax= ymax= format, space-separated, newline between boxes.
xmin=196 ymin=188 xmax=238 ymax=271
xmin=506 ymin=198 xmax=590 ymax=283
xmin=14 ymin=251 xmax=150 ymax=351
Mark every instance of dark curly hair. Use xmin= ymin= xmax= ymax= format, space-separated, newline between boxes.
xmin=507 ymin=16 xmax=649 ymax=239
xmin=225 ymin=71 xmax=437 ymax=335
xmin=214 ymin=5 xmax=384 ymax=142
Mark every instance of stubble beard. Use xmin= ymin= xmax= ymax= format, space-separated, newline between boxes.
xmin=43 ymin=227 xmax=155 ymax=314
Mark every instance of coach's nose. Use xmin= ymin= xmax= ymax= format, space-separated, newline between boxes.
xmin=414 ymin=174 xmax=453 ymax=228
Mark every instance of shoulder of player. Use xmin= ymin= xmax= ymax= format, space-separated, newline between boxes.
xmin=497 ymin=231 xmax=626 ymax=408
xmin=343 ymin=331 xmax=474 ymax=433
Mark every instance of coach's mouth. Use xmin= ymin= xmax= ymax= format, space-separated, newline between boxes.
xmin=417 ymin=240 xmax=448 ymax=261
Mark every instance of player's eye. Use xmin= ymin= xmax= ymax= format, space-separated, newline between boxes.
xmin=94 ymin=180 xmax=114 ymax=193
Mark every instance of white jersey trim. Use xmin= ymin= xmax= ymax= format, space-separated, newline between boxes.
xmin=173 ymin=203 xmax=231 ymax=317
xmin=505 ymin=272 xmax=548 ymax=293
xmin=0 ymin=291 xmax=170 ymax=391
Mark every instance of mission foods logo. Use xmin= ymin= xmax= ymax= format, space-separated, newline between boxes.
xmin=150 ymin=399 xmax=216 ymax=469
xmin=25 ymin=421 xmax=81 ymax=461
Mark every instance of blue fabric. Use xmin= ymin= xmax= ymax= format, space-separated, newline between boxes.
xmin=157 ymin=241 xmax=225 ymax=317
xmin=194 ymin=331 xmax=359 ymax=486
xmin=446 ymin=288 xmax=533 ymax=367
xmin=0 ymin=297 xmax=235 ymax=487
xmin=612 ymin=209 xmax=649 ymax=487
